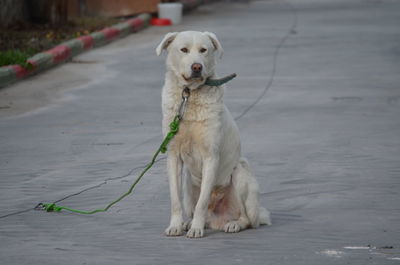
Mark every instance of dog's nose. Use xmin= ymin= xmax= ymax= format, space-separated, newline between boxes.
xmin=191 ymin=63 xmax=203 ymax=74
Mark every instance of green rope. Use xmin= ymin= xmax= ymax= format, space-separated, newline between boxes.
xmin=39 ymin=115 xmax=181 ymax=214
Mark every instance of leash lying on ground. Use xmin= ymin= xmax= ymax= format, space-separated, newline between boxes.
xmin=35 ymin=73 xmax=236 ymax=214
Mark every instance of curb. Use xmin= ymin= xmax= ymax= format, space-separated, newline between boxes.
xmin=0 ymin=13 xmax=151 ymax=88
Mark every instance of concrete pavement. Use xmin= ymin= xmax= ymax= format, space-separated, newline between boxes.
xmin=1 ymin=0 xmax=400 ymax=264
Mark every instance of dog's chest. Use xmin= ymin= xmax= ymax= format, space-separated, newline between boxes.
xmin=173 ymin=121 xmax=208 ymax=179
xmin=162 ymin=86 xmax=224 ymax=181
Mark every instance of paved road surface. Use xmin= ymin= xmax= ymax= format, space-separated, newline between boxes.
xmin=1 ymin=0 xmax=399 ymax=264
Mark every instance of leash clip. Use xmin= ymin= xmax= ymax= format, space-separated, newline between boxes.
xmin=34 ymin=203 xmax=46 ymax=211
xmin=178 ymin=87 xmax=190 ymax=120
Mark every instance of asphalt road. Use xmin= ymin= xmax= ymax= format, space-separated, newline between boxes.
xmin=1 ymin=0 xmax=400 ymax=264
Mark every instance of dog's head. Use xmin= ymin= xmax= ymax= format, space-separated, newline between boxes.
xmin=156 ymin=31 xmax=223 ymax=89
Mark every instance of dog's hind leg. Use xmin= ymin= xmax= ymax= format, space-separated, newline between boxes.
xmin=231 ymin=158 xmax=271 ymax=229
xmin=242 ymin=158 xmax=271 ymax=226
xmin=223 ymin=196 xmax=251 ymax=233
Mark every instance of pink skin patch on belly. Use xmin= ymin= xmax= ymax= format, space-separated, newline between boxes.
xmin=207 ymin=183 xmax=240 ymax=230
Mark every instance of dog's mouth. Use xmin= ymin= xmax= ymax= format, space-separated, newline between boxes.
xmin=182 ymin=74 xmax=204 ymax=83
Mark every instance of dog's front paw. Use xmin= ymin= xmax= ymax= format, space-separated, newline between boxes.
xmin=182 ymin=220 xmax=192 ymax=231
xmin=224 ymin=221 xmax=241 ymax=233
xmin=165 ymin=225 xmax=184 ymax=236
xmin=186 ymin=227 xmax=204 ymax=238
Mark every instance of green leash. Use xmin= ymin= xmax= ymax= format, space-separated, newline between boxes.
xmin=36 ymin=74 xmax=236 ymax=214
xmin=36 ymin=115 xmax=181 ymax=214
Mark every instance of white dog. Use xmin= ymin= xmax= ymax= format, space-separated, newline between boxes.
xmin=156 ymin=31 xmax=271 ymax=238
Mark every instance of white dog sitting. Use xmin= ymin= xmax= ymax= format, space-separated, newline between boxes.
xmin=156 ymin=31 xmax=271 ymax=238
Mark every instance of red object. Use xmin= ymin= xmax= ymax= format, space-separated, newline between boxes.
xmin=10 ymin=65 xmax=29 ymax=78
xmin=127 ymin=18 xmax=144 ymax=31
xmin=77 ymin=35 xmax=95 ymax=49
xmin=151 ymin=18 xmax=172 ymax=26
xmin=100 ymin=27 xmax=121 ymax=41
xmin=45 ymin=45 xmax=71 ymax=64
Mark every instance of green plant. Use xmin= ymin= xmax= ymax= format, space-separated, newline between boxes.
xmin=0 ymin=50 xmax=34 ymax=69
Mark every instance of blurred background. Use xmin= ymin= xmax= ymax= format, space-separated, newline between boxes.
xmin=0 ymin=0 xmax=219 ymax=26
xmin=0 ymin=0 xmax=217 ymax=68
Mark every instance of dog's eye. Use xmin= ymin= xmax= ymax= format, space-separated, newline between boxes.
xmin=200 ymin=48 xmax=207 ymax=53
xmin=180 ymin=48 xmax=189 ymax=53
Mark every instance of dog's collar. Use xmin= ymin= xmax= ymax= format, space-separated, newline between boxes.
xmin=178 ymin=73 xmax=236 ymax=120
xmin=203 ymin=73 xmax=237 ymax=87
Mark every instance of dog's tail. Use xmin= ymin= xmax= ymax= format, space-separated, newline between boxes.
xmin=259 ymin=206 xmax=272 ymax=226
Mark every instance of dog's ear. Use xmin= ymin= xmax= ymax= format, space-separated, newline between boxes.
xmin=204 ymin=31 xmax=224 ymax=59
xmin=156 ymin=32 xmax=178 ymax=56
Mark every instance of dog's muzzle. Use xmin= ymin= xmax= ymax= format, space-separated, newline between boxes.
xmin=190 ymin=63 xmax=203 ymax=79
